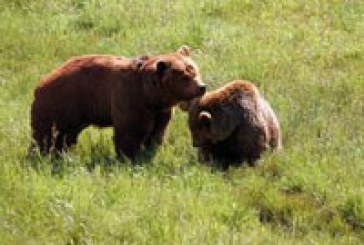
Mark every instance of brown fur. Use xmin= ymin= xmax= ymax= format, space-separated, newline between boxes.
xmin=187 ymin=80 xmax=282 ymax=169
xmin=30 ymin=47 xmax=206 ymax=160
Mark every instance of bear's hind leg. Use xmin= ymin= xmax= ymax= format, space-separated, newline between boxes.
xmin=31 ymin=122 xmax=52 ymax=155
xmin=53 ymin=131 xmax=66 ymax=154
xmin=65 ymin=125 xmax=86 ymax=149
xmin=53 ymin=127 xmax=84 ymax=154
xmin=65 ymin=133 xmax=79 ymax=148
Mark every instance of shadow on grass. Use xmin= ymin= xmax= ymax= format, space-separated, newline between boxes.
xmin=82 ymin=143 xmax=161 ymax=174
xmin=203 ymin=158 xmax=259 ymax=173
xmin=23 ymin=142 xmax=161 ymax=176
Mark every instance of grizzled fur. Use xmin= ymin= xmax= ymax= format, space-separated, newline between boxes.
xmin=185 ymin=80 xmax=281 ymax=169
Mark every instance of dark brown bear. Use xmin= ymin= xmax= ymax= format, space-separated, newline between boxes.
xmin=185 ymin=80 xmax=281 ymax=168
xmin=30 ymin=46 xmax=206 ymax=160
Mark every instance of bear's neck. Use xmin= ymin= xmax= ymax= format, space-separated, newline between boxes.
xmin=146 ymin=91 xmax=177 ymax=112
xmin=139 ymin=74 xmax=176 ymax=112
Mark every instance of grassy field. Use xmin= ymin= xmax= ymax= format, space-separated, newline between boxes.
xmin=0 ymin=0 xmax=363 ymax=244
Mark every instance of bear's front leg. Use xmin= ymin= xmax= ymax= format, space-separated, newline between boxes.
xmin=113 ymin=121 xmax=153 ymax=161
xmin=145 ymin=109 xmax=172 ymax=147
xmin=198 ymin=145 xmax=213 ymax=165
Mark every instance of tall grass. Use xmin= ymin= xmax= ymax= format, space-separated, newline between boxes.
xmin=0 ymin=0 xmax=363 ymax=244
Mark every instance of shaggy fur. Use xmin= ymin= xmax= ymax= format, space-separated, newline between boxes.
xmin=186 ymin=80 xmax=281 ymax=169
xmin=30 ymin=47 xmax=206 ymax=160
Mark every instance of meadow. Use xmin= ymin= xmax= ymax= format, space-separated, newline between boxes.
xmin=0 ymin=0 xmax=363 ymax=244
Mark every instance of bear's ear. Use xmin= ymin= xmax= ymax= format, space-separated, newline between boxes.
xmin=177 ymin=45 xmax=191 ymax=57
xmin=156 ymin=60 xmax=171 ymax=77
xmin=198 ymin=111 xmax=212 ymax=128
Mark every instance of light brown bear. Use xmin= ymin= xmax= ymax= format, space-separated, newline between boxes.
xmin=30 ymin=46 xmax=206 ymax=160
xmin=184 ymin=80 xmax=281 ymax=169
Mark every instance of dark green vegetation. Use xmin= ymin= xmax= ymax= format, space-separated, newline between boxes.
xmin=0 ymin=0 xmax=363 ymax=244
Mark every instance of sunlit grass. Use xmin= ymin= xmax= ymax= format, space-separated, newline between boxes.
xmin=0 ymin=0 xmax=363 ymax=244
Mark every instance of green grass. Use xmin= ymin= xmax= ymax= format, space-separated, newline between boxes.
xmin=0 ymin=0 xmax=363 ymax=244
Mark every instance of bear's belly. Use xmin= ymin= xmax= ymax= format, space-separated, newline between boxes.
xmin=90 ymin=117 xmax=113 ymax=128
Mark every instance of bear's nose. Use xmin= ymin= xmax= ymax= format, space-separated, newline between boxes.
xmin=198 ymin=84 xmax=206 ymax=95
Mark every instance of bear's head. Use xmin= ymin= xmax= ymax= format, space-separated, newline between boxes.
xmin=188 ymin=107 xmax=214 ymax=147
xmin=187 ymin=84 xmax=250 ymax=148
xmin=187 ymin=100 xmax=240 ymax=148
xmin=140 ymin=46 xmax=206 ymax=106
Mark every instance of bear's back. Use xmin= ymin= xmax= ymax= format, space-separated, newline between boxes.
xmin=36 ymin=55 xmax=130 ymax=89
